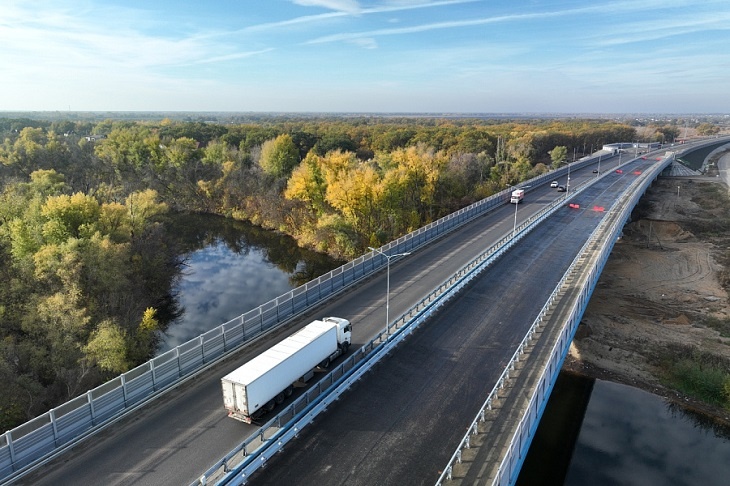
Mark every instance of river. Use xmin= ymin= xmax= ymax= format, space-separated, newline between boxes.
xmin=157 ymin=214 xmax=343 ymax=353
xmin=517 ymin=372 xmax=730 ymax=485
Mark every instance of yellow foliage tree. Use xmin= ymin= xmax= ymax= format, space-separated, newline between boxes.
xmin=85 ymin=320 xmax=129 ymax=374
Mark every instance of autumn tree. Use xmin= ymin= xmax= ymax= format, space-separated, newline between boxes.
xmin=259 ymin=134 xmax=299 ymax=178
xmin=549 ymin=146 xmax=568 ymax=168
xmin=284 ymin=152 xmax=328 ymax=214
xmin=696 ymin=123 xmax=720 ymax=136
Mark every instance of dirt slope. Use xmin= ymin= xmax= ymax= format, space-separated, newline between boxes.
xmin=565 ymin=176 xmax=730 ymax=424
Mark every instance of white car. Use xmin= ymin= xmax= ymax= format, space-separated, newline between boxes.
xmin=550 ymin=180 xmax=559 ymax=188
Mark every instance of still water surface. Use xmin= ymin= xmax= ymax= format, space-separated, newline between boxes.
xmin=157 ymin=214 xmax=343 ymax=353
xmin=519 ymin=372 xmax=730 ymax=485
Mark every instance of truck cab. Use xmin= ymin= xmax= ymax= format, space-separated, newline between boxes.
xmin=322 ymin=316 xmax=352 ymax=347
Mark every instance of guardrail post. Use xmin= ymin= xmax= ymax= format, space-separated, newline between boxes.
xmin=121 ymin=374 xmax=128 ymax=405
xmin=4 ymin=431 xmax=15 ymax=468
xmin=151 ymin=356 xmax=158 ymax=386
xmin=50 ymin=409 xmax=59 ymax=445
xmin=87 ymin=391 xmax=96 ymax=422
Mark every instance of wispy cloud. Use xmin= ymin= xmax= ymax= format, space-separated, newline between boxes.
xmin=235 ymin=0 xmax=476 ymax=34
xmin=292 ymin=0 xmax=363 ymax=14
xmin=590 ymin=11 xmax=730 ymax=47
xmin=304 ymin=9 xmax=575 ymax=45
xmin=304 ymin=1 xmax=730 ymax=46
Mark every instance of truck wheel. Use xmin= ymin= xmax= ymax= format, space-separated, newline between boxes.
xmin=284 ymin=385 xmax=294 ymax=397
xmin=275 ymin=392 xmax=285 ymax=404
xmin=264 ymin=400 xmax=276 ymax=413
xmin=320 ymin=358 xmax=331 ymax=368
xmin=342 ymin=342 xmax=350 ymax=354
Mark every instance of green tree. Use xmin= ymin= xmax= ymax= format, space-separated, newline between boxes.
xmin=655 ymin=125 xmax=680 ymax=143
xmin=125 ymin=189 xmax=168 ymax=236
xmin=696 ymin=123 xmax=720 ymax=136
xmin=259 ymin=134 xmax=300 ymax=178
xmin=40 ymin=193 xmax=101 ymax=243
xmin=130 ymin=307 xmax=160 ymax=362
xmin=85 ymin=320 xmax=129 ymax=374
xmin=549 ymin=146 xmax=568 ymax=168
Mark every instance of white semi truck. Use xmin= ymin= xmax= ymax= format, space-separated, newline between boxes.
xmin=221 ymin=317 xmax=352 ymax=423
xmin=510 ymin=189 xmax=525 ymax=204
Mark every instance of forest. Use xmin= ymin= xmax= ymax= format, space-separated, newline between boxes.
xmin=0 ymin=114 xmax=656 ymax=430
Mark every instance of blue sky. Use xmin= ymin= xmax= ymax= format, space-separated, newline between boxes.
xmin=1 ymin=0 xmax=729 ymax=113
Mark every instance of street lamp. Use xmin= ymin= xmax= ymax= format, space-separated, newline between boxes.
xmin=513 ymin=199 xmax=518 ymax=236
xmin=368 ymin=247 xmax=411 ymax=337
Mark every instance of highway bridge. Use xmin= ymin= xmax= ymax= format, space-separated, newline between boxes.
xmin=3 ymin=138 xmax=728 ymax=486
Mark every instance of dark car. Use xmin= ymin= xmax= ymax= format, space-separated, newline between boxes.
xmin=592 ymin=169 xmax=599 ymax=173
xmin=557 ymin=185 xmax=566 ymax=192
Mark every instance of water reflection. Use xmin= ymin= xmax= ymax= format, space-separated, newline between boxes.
xmin=519 ymin=373 xmax=730 ymax=486
xmin=566 ymin=381 xmax=730 ymax=486
xmin=157 ymin=214 xmax=343 ymax=353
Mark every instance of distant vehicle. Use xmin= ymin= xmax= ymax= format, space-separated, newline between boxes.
xmin=221 ymin=317 xmax=352 ymax=423
xmin=550 ymin=180 xmax=559 ymax=188
xmin=557 ymin=186 xmax=566 ymax=192
xmin=510 ymin=189 xmax=525 ymax=204
xmin=592 ymin=169 xmax=599 ymax=173
xmin=616 ymin=169 xmax=623 ymax=174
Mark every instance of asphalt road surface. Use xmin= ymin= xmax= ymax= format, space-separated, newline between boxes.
xmin=22 ymin=153 xmax=635 ymax=485
xmin=247 ymin=160 xmax=656 ymax=485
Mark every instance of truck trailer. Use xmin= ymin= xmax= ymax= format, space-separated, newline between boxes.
xmin=221 ymin=317 xmax=352 ymax=423
xmin=510 ymin=189 xmax=525 ymax=204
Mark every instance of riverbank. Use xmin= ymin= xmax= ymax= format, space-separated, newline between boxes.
xmin=565 ymin=175 xmax=730 ymax=426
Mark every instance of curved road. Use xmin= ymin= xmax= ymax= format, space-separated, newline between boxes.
xmin=23 ymin=154 xmax=629 ymax=486
xmin=248 ymin=159 xmax=659 ymax=485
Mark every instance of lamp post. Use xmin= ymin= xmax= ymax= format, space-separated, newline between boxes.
xmin=513 ymin=199 xmax=518 ymax=236
xmin=597 ymin=152 xmax=602 ymax=176
xmin=566 ymin=160 xmax=571 ymax=193
xmin=368 ymin=247 xmax=411 ymax=337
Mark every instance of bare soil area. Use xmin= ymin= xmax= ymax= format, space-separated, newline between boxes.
xmin=564 ymin=176 xmax=730 ymax=424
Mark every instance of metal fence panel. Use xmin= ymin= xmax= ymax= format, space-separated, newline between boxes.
xmin=152 ymin=357 xmax=182 ymax=389
xmin=90 ymin=387 xmax=126 ymax=424
xmin=0 ymin=446 xmax=12 ymax=478
xmin=124 ymin=371 xmax=154 ymax=406
xmin=178 ymin=345 xmax=204 ymax=376
xmin=54 ymin=405 xmax=93 ymax=445
xmin=291 ymin=287 xmax=308 ymax=314
xmin=202 ymin=328 xmax=225 ymax=361
xmin=10 ymin=422 xmax=55 ymax=469
xmin=53 ymin=395 xmax=87 ymax=420
xmin=260 ymin=301 xmax=279 ymax=331
xmin=9 ymin=414 xmax=50 ymax=439
xmin=222 ymin=317 xmax=244 ymax=350
xmin=305 ymin=282 xmax=320 ymax=307
xmin=125 ymin=361 xmax=152 ymax=382
xmin=276 ymin=294 xmax=295 ymax=322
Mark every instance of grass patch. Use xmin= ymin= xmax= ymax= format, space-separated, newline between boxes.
xmin=656 ymin=346 xmax=730 ymax=409
xmin=703 ymin=316 xmax=730 ymax=338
